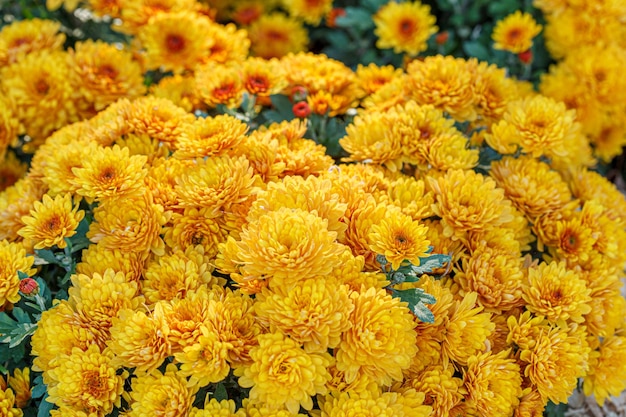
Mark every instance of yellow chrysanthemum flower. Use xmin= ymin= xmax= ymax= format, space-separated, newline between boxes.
xmin=568 ymin=167 xmax=626 ymax=227
xmin=241 ymin=57 xmax=288 ymax=102
xmin=115 ymin=0 xmax=199 ymax=34
xmin=150 ymin=74 xmax=205 ymax=113
xmin=137 ymin=11 xmax=213 ymax=73
xmin=0 ymin=178 xmax=47 ymax=243
xmin=492 ymin=11 xmax=542 ymax=54
xmin=319 ymin=387 xmax=431 ymax=417
xmin=31 ymin=301 xmax=99 ymax=373
xmin=46 ymin=344 xmax=126 ymax=415
xmin=441 ymin=292 xmax=495 ymax=366
xmin=248 ymin=13 xmax=308 ymax=59
xmin=428 ymin=169 xmax=512 ymax=239
xmin=87 ymin=191 xmax=168 ymax=255
xmin=0 ymin=239 xmax=35 ymax=306
xmin=282 ymin=0 xmax=333 ymax=25
xmin=519 ymin=323 xmax=590 ymax=403
xmin=69 ymin=40 xmax=146 ymax=116
xmin=403 ymin=365 xmax=465 ymax=417
xmin=245 ymin=404 xmax=306 ymax=417
xmin=368 ymin=211 xmax=430 ymax=270
xmin=67 ymin=269 xmax=143 ymax=345
xmin=195 ymin=62 xmax=245 ymax=109
xmin=235 ymin=332 xmax=332 ymax=414
xmin=0 ymin=18 xmax=65 ymax=65
xmin=455 ymin=246 xmax=525 ymax=312
xmin=583 ymin=336 xmax=626 ymax=406
xmin=255 ymin=278 xmax=353 ymax=353
xmin=471 ymin=60 xmax=521 ymax=125
xmin=174 ymin=115 xmax=248 ymax=160
xmin=355 ymin=63 xmax=404 ymax=97
xmin=7 ymin=368 xmax=30 ymax=408
xmin=1 ymin=50 xmax=77 ymax=147
xmin=0 ymin=386 xmax=22 ymax=417
xmin=217 ymin=207 xmax=344 ymax=289
xmin=373 ymin=1 xmax=438 ymax=56
xmin=142 ymin=249 xmax=215 ymax=305
xmin=490 ymin=156 xmax=572 ymax=220
xmin=126 ymin=96 xmax=195 ymax=150
xmin=522 ymin=261 xmax=591 ymax=325
xmin=202 ymin=21 xmax=250 ymax=65
xmin=108 ymin=303 xmax=171 ymax=374
xmin=406 ymin=55 xmax=477 ymax=122
xmin=76 ymin=243 xmax=146 ymax=284
xmin=175 ymin=325 xmax=231 ymax=388
xmin=125 ymin=364 xmax=196 ymax=417
xmin=174 ymin=155 xmax=256 ymax=215
xmin=381 ymin=176 xmax=435 ymax=221
xmin=191 ymin=398 xmax=246 ymax=417
xmin=487 ymin=95 xmax=581 ymax=165
xmin=71 ymin=144 xmax=147 ymax=202
xmin=463 ymin=350 xmax=522 ymax=416
xmin=336 ymin=287 xmax=417 ymax=386
xmin=163 ymin=207 xmax=227 ymax=258
xmin=17 ymin=193 xmax=84 ymax=250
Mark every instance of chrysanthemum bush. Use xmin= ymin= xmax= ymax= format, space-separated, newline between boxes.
xmin=1 ymin=0 xmax=626 ymax=417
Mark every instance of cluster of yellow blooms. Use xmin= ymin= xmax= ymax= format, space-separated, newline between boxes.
xmin=0 ymin=0 xmax=626 ymax=416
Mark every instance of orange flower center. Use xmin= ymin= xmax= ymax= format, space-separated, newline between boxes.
xmin=46 ymin=215 xmax=61 ymax=232
xmin=100 ymin=167 xmax=116 ymax=182
xmin=266 ymin=30 xmax=288 ymax=42
xmin=214 ymin=83 xmax=236 ymax=100
xmin=562 ymin=231 xmax=580 ymax=252
xmin=10 ymin=37 xmax=31 ymax=47
xmin=166 ymin=34 xmax=186 ymax=53
xmin=234 ymin=6 xmax=261 ymax=25
xmin=83 ymin=370 xmax=107 ymax=396
xmin=247 ymin=75 xmax=270 ymax=94
xmin=35 ymin=79 xmax=50 ymax=95
xmin=398 ymin=18 xmax=416 ymax=36
xmin=506 ymin=28 xmax=522 ymax=41
xmin=99 ymin=64 xmax=118 ymax=78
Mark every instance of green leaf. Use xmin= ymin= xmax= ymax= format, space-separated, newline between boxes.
xmin=213 ymin=382 xmax=227 ymax=401
xmin=0 ymin=313 xmax=17 ymax=334
xmin=412 ymin=254 xmax=451 ymax=275
xmin=335 ymin=7 xmax=374 ymax=32
xmin=270 ymin=95 xmax=295 ymax=120
xmin=31 ymin=376 xmax=47 ymax=399
xmin=34 ymin=249 xmax=58 ymax=266
xmin=12 ymin=307 xmax=31 ymax=324
xmin=463 ymin=41 xmax=491 ymax=61
xmin=17 ymin=270 xmax=29 ymax=279
xmin=361 ymin=0 xmax=387 ymax=13
xmin=413 ymin=301 xmax=436 ymax=323
xmin=38 ymin=393 xmax=54 ymax=417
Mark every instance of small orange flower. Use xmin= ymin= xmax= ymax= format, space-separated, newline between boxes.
xmin=492 ymin=11 xmax=542 ymax=54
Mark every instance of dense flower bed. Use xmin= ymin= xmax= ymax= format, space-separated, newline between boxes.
xmin=1 ymin=1 xmax=626 ymax=417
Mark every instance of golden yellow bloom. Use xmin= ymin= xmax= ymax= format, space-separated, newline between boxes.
xmin=373 ymin=1 xmax=438 ymax=56
xmin=486 ymin=95 xmax=581 ymax=164
xmin=175 ymin=325 xmax=231 ymax=388
xmin=455 ymin=246 xmax=525 ymax=312
xmin=204 ymin=289 xmax=264 ymax=368
xmin=406 ymin=55 xmax=477 ymax=122
xmin=519 ymin=323 xmax=590 ymax=403
xmin=355 ymin=63 xmax=404 ymax=97
xmin=115 ymin=0 xmax=199 ymax=34
xmin=584 ymin=336 xmax=626 ymax=406
xmin=87 ymin=191 xmax=168 ymax=255
xmin=88 ymin=0 xmax=123 ymax=17
xmin=0 ymin=18 xmax=65 ymax=65
xmin=137 ymin=11 xmax=213 ymax=73
xmin=255 ymin=278 xmax=353 ymax=353
xmin=463 ymin=350 xmax=522 ymax=416
xmin=523 ymin=261 xmax=591 ymax=325
xmin=1 ymin=50 xmax=77 ymax=147
xmin=108 ymin=303 xmax=171 ymax=374
xmin=241 ymin=57 xmax=287 ymax=101
xmin=7 ymin=368 xmax=30 ymax=408
xmin=235 ymin=332 xmax=332 ymax=414
xmin=69 ymin=40 xmax=146 ymax=116
xmin=248 ymin=13 xmax=308 ymax=59
xmin=76 ymin=244 xmax=146 ymax=284
xmin=514 ymin=388 xmax=546 ymax=417
xmin=428 ymin=169 xmax=512 ymax=239
xmin=31 ymin=301 xmax=99 ymax=373
xmin=126 ymin=364 xmax=196 ymax=417
xmin=441 ymin=292 xmax=495 ymax=366
xmin=161 ymin=285 xmax=214 ymax=353
xmin=319 ymin=387 xmax=431 ymax=417
xmin=0 ymin=178 xmax=47 ymax=243
xmin=336 ymin=287 xmax=417 ymax=386
xmin=143 ymin=249 xmax=214 ymax=305
xmin=195 ymin=62 xmax=245 ymax=109
xmin=191 ymin=398 xmax=245 ymax=417
xmin=145 ymin=157 xmax=195 ymax=211
xmin=490 ymin=156 xmax=572 ymax=220
xmin=163 ymin=207 xmax=227 ymax=258
xmin=568 ymin=167 xmax=626 ymax=227
xmin=404 ymin=365 xmax=465 ymax=417
xmin=201 ymin=21 xmax=250 ymax=65
xmin=492 ymin=11 xmax=542 ymax=53
xmin=46 ymin=344 xmax=126 ymax=415
xmin=67 ymin=269 xmax=144 ymax=346
xmin=247 ymin=174 xmax=348 ymax=239
xmin=174 ymin=115 xmax=248 ymax=160
xmin=282 ymin=0 xmax=332 ymax=24
xmin=17 ymin=193 xmax=84 ymax=250
xmin=471 ymin=60 xmax=521 ymax=125
xmin=126 ymin=96 xmax=195 ymax=150
xmin=150 ymin=74 xmax=205 ymax=113
xmin=245 ymin=404 xmax=306 ymax=417
xmin=218 ymin=207 xmax=344 ymax=289
xmin=0 ymin=239 xmax=35 ymax=306
xmin=0 ymin=386 xmax=22 ymax=417
xmin=368 ymin=212 xmax=430 ymax=270
xmin=381 ymin=176 xmax=435 ymax=221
